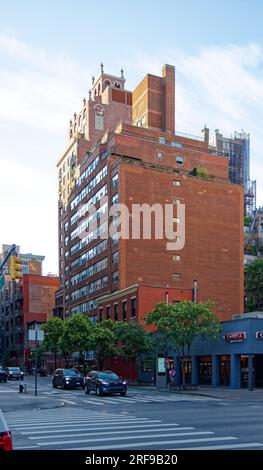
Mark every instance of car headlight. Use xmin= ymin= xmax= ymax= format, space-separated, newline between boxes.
xmin=101 ymin=381 xmax=109 ymax=386
xmin=122 ymin=381 xmax=127 ymax=385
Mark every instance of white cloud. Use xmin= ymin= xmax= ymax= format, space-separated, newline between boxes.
xmin=1 ymin=34 xmax=263 ymax=274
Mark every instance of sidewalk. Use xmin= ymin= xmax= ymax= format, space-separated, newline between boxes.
xmin=131 ymin=384 xmax=263 ymax=401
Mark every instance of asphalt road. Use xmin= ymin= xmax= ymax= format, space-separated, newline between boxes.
xmin=1 ymin=376 xmax=263 ymax=450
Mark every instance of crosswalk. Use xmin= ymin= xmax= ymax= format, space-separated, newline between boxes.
xmin=42 ymin=391 xmax=218 ymax=406
xmin=7 ymin=408 xmax=263 ymax=450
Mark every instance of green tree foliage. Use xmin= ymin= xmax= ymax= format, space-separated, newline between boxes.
xmin=59 ymin=314 xmax=94 ymax=367
xmin=114 ymin=321 xmax=152 ymax=362
xmin=146 ymin=301 xmax=221 ymax=385
xmin=42 ymin=318 xmax=64 ymax=369
xmin=245 ymin=259 xmax=263 ymax=311
xmin=91 ymin=320 xmax=119 ymax=370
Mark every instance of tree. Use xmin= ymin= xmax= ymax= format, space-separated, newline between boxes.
xmin=58 ymin=314 xmax=94 ymax=367
xmin=245 ymin=259 xmax=263 ymax=311
xmin=115 ymin=321 xmax=152 ymax=363
xmin=42 ymin=318 xmax=64 ymax=369
xmin=146 ymin=301 xmax=221 ymax=386
xmin=91 ymin=320 xmax=120 ymax=370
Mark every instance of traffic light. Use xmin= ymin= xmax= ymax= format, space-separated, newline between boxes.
xmin=10 ymin=255 xmax=23 ymax=280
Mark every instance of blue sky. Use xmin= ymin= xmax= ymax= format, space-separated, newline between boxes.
xmin=0 ymin=0 xmax=262 ymax=274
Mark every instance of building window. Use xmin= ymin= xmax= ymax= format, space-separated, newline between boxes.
xmin=99 ymin=308 xmax=103 ymax=322
xmin=112 ymin=271 xmax=119 ymax=284
xmin=173 ymin=180 xmax=181 ymax=187
xmin=157 ymin=151 xmax=163 ymax=161
xmin=173 ymin=255 xmax=181 ymax=262
xmin=171 ymin=141 xmax=183 ymax=149
xmin=106 ymin=306 xmax=111 ymax=319
xmin=114 ymin=82 xmax=121 ymax=88
xmin=137 ymin=115 xmax=146 ymax=127
xmin=131 ymin=298 xmax=136 ymax=318
xmin=112 ymin=251 xmax=119 ymax=264
xmin=122 ymin=301 xmax=127 ymax=321
xmin=64 ymin=222 xmax=69 ymax=231
xmin=159 ymin=137 xmax=165 ymax=144
xmin=173 ymin=273 xmax=181 ymax=280
xmin=176 ymin=156 xmax=184 ymax=165
xmin=104 ymin=79 xmax=111 ymax=87
xmin=111 ymin=173 xmax=118 ymax=188
xmin=112 ymin=193 xmax=119 ymax=206
xmin=114 ymin=303 xmax=118 ymax=321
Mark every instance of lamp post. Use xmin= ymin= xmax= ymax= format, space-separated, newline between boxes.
xmin=193 ymin=279 xmax=198 ymax=304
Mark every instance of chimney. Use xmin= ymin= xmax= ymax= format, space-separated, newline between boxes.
xmin=162 ymin=64 xmax=175 ymax=135
xmin=201 ymin=125 xmax=210 ymax=144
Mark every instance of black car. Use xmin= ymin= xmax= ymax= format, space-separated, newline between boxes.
xmin=52 ymin=368 xmax=84 ymax=389
xmin=0 ymin=367 xmax=7 ymax=383
xmin=6 ymin=367 xmax=24 ymax=380
xmin=84 ymin=370 xmax=127 ymax=396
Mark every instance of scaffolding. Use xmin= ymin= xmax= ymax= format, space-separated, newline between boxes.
xmin=244 ymin=179 xmax=257 ymax=217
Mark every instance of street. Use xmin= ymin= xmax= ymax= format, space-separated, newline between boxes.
xmin=1 ymin=376 xmax=263 ymax=450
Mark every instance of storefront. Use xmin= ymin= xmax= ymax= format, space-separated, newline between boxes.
xmin=171 ymin=313 xmax=263 ymax=389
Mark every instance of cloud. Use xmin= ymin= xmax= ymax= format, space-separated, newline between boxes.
xmin=1 ymin=34 xmax=263 ymax=273
xmin=0 ymin=33 xmax=91 ymax=134
xmin=131 ymin=44 xmax=263 ymax=205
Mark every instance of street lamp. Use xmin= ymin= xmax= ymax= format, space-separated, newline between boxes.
xmin=193 ymin=279 xmax=198 ymax=304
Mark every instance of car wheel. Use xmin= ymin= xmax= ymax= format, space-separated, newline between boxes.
xmin=120 ymin=392 xmax=127 ymax=397
xmin=4 ymin=379 xmax=7 ymax=383
xmin=63 ymin=382 xmax=67 ymax=390
xmin=20 ymin=377 xmax=23 ymax=381
xmin=85 ymin=385 xmax=90 ymax=394
xmin=53 ymin=383 xmax=57 ymax=389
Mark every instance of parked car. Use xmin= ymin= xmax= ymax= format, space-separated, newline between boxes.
xmin=52 ymin=368 xmax=84 ymax=389
xmin=6 ymin=367 xmax=24 ymax=381
xmin=84 ymin=370 xmax=127 ymax=396
xmin=0 ymin=409 xmax=12 ymax=450
xmin=0 ymin=367 xmax=7 ymax=383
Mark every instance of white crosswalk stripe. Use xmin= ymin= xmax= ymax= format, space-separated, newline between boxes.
xmin=7 ymin=407 xmax=263 ymax=450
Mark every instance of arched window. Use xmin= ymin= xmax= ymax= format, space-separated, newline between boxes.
xmin=104 ymin=79 xmax=111 ymax=88
xmin=98 ymin=83 xmax=101 ymax=94
xmin=83 ymin=108 xmax=86 ymax=119
xmin=114 ymin=82 xmax=121 ymax=88
xmin=74 ymin=123 xmax=77 ymax=132
xmin=78 ymin=115 xmax=81 ymax=126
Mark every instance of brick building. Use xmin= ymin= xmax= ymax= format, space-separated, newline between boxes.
xmin=0 ymin=246 xmax=59 ymax=366
xmin=56 ymin=64 xmax=244 ymax=326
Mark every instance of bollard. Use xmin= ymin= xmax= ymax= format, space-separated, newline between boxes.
xmin=19 ymin=383 xmax=26 ymax=393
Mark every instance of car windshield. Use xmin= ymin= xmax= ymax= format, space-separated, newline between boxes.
xmin=98 ymin=372 xmax=119 ymax=380
xmin=63 ymin=370 xmax=80 ymax=376
xmin=9 ymin=368 xmax=20 ymax=371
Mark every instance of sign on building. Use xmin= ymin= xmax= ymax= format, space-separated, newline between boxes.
xmin=223 ymin=332 xmax=246 ymax=342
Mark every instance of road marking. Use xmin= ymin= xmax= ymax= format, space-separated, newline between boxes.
xmin=181 ymin=442 xmax=263 ymax=450
xmin=30 ymin=428 xmax=200 ymax=440
xmin=250 ymin=405 xmax=262 ymax=408
xmin=37 ymin=431 xmax=217 ymax=446
xmin=11 ymin=418 xmax=153 ymax=430
xmin=21 ymin=424 xmax=184 ymax=435
xmin=0 ymin=390 xmax=17 ymax=393
xmin=69 ymin=436 xmax=238 ymax=450
xmin=14 ymin=445 xmax=40 ymax=449
xmin=59 ymin=399 xmax=77 ymax=405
